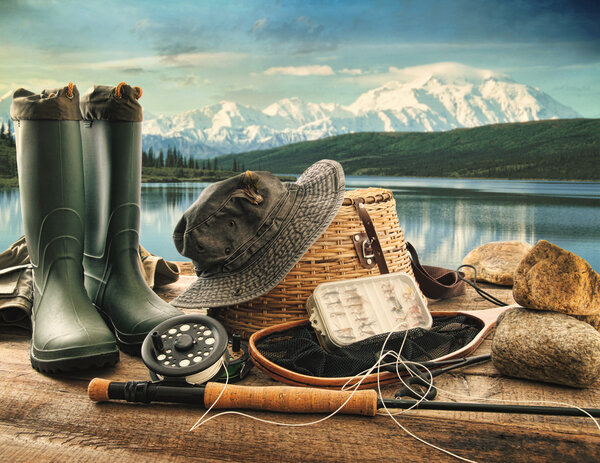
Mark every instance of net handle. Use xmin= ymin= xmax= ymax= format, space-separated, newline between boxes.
xmin=248 ymin=306 xmax=514 ymax=390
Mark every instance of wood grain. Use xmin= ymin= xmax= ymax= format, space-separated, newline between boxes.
xmin=1 ymin=274 xmax=599 ymax=462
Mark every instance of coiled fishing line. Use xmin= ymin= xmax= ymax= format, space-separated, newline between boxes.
xmin=190 ymin=314 xmax=599 ymax=462
xmin=189 ymin=319 xmax=478 ymax=462
xmin=141 ymin=314 xmax=229 ymax=385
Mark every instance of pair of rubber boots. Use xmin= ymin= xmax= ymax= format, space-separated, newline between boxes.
xmin=11 ymin=82 xmax=181 ymax=373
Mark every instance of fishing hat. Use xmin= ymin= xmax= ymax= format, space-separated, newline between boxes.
xmin=171 ymin=159 xmax=345 ymax=308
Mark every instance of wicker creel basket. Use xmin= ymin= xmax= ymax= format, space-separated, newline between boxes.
xmin=209 ymin=187 xmax=415 ymax=338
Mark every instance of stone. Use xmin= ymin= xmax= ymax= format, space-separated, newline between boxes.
xmin=576 ymin=313 xmax=600 ymax=332
xmin=513 ymin=240 xmax=600 ymax=315
xmin=461 ymin=241 xmax=532 ymax=286
xmin=491 ymin=307 xmax=600 ymax=388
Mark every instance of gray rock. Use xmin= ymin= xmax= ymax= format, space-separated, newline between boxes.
xmin=462 ymin=241 xmax=531 ymax=286
xmin=513 ymin=240 xmax=600 ymax=315
xmin=492 ymin=307 xmax=600 ymax=388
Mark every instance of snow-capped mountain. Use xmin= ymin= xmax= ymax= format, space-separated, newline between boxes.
xmin=142 ymin=63 xmax=579 ymax=157
xmin=1 ymin=63 xmax=581 ymax=156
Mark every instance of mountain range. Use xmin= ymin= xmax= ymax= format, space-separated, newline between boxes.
xmin=141 ymin=63 xmax=580 ymax=157
xmin=0 ymin=63 xmax=581 ymax=157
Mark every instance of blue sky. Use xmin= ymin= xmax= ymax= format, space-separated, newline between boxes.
xmin=1 ymin=0 xmax=598 ymax=116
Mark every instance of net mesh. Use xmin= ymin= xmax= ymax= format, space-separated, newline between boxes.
xmin=254 ymin=315 xmax=482 ymax=378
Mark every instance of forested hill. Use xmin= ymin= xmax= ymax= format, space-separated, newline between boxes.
xmin=220 ymin=119 xmax=600 ymax=180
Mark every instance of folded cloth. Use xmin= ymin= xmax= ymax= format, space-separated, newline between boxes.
xmin=0 ymin=236 xmax=33 ymax=329
xmin=0 ymin=237 xmax=180 ymax=330
xmin=138 ymin=245 xmax=180 ymax=289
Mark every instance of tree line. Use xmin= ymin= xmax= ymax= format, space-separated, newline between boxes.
xmin=142 ymin=145 xmax=245 ymax=172
xmin=0 ymin=121 xmax=15 ymax=147
xmin=0 ymin=121 xmax=17 ymax=179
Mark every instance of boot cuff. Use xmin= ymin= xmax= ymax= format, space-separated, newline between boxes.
xmin=80 ymin=84 xmax=143 ymax=122
xmin=10 ymin=84 xmax=82 ymax=121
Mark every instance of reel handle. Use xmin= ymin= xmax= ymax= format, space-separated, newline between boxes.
xmin=204 ymin=382 xmax=377 ymax=416
xmin=89 ymin=378 xmax=378 ymax=416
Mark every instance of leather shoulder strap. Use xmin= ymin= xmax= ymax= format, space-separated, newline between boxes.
xmin=353 ymin=199 xmax=389 ymax=274
xmin=405 ymin=242 xmax=466 ymax=299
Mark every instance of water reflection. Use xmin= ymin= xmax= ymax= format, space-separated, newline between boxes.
xmin=1 ymin=178 xmax=599 ymax=271
xmin=392 ymin=184 xmax=598 ymax=269
xmin=0 ymin=188 xmax=22 ymax=238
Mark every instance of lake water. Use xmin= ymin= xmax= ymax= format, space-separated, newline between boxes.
xmin=1 ymin=177 xmax=598 ymax=272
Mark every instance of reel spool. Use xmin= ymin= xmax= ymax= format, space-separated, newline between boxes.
xmin=216 ymin=333 xmax=253 ymax=383
xmin=142 ymin=314 xmax=229 ymax=385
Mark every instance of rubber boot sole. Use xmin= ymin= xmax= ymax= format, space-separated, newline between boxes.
xmin=30 ymin=349 xmax=119 ymax=374
xmin=97 ymin=307 xmax=145 ymax=356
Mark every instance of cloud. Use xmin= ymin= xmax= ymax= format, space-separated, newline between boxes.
xmin=250 ymin=15 xmax=336 ymax=55
xmin=132 ymin=19 xmax=149 ymax=33
xmin=88 ymin=52 xmax=247 ymax=71
xmin=339 ymin=62 xmax=507 ymax=87
xmin=155 ymin=42 xmax=202 ymax=56
xmin=387 ymin=62 xmax=505 ymax=81
xmin=339 ymin=68 xmax=363 ymax=75
xmin=3 ymin=78 xmax=71 ymax=92
xmin=264 ymin=65 xmax=335 ymax=76
xmin=130 ymin=14 xmax=212 ymax=57
xmin=251 ymin=18 xmax=266 ymax=32
xmin=122 ymin=67 xmax=145 ymax=74
xmin=165 ymin=74 xmax=212 ymax=88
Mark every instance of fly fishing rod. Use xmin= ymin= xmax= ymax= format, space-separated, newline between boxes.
xmin=88 ymin=378 xmax=600 ymax=418
xmin=90 ymin=313 xmax=600 ymax=419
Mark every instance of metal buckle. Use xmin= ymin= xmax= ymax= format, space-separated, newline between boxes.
xmin=362 ymin=238 xmax=374 ymax=259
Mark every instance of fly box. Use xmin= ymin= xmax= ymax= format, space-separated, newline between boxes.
xmin=306 ymin=273 xmax=431 ymax=351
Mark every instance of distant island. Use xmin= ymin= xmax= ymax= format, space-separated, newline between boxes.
xmin=1 ymin=119 xmax=598 ymax=187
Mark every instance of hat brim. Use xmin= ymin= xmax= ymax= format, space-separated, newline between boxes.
xmin=171 ymin=159 xmax=345 ymax=308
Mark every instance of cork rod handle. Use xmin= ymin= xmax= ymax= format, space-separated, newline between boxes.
xmin=204 ymin=382 xmax=378 ymax=416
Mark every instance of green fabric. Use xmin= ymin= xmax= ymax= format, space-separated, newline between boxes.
xmin=80 ymin=84 xmax=143 ymax=122
xmin=10 ymin=85 xmax=82 ymax=121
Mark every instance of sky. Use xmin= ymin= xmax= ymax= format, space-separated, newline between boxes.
xmin=1 ymin=0 xmax=599 ymax=117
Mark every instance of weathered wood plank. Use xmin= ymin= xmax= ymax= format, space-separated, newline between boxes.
xmin=1 ymin=366 xmax=599 ymax=463
xmin=2 ymin=273 xmax=599 ymax=462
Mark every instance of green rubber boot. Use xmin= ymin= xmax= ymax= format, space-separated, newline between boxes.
xmin=11 ymin=84 xmax=119 ymax=373
xmin=80 ymin=83 xmax=182 ymax=355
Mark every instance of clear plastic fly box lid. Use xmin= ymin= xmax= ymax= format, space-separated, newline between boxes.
xmin=306 ymin=272 xmax=431 ymax=351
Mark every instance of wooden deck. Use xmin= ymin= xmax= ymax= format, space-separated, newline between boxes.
xmin=2 ymin=268 xmax=599 ymax=462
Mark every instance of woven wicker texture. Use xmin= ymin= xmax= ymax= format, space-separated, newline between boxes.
xmin=209 ymin=188 xmax=414 ymax=338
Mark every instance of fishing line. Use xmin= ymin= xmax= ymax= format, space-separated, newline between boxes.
xmin=192 ymin=320 xmax=478 ymax=462
xmin=90 ymin=312 xmax=598 ymax=459
xmin=184 ymin=358 xmax=227 ymax=385
xmin=373 ymin=328 xmax=478 ymax=463
xmin=190 ymin=364 xmax=230 ymax=431
xmin=393 ymin=364 xmax=600 ymax=431
xmin=456 ymin=265 xmax=507 ymax=307
xmin=142 ymin=314 xmax=231 ymax=385
xmin=377 ymin=351 xmax=600 ymax=431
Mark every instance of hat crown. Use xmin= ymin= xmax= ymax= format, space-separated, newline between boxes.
xmin=170 ymin=159 xmax=345 ymax=309
xmin=173 ymin=170 xmax=290 ymax=275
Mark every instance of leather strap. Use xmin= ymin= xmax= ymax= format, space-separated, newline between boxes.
xmin=353 ymin=199 xmax=389 ymax=274
xmin=405 ymin=242 xmax=466 ymax=299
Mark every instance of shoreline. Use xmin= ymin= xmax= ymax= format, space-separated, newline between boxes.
xmin=2 ymin=175 xmax=599 ymax=190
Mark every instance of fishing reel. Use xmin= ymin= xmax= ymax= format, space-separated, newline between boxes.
xmin=141 ymin=314 xmax=252 ymax=386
